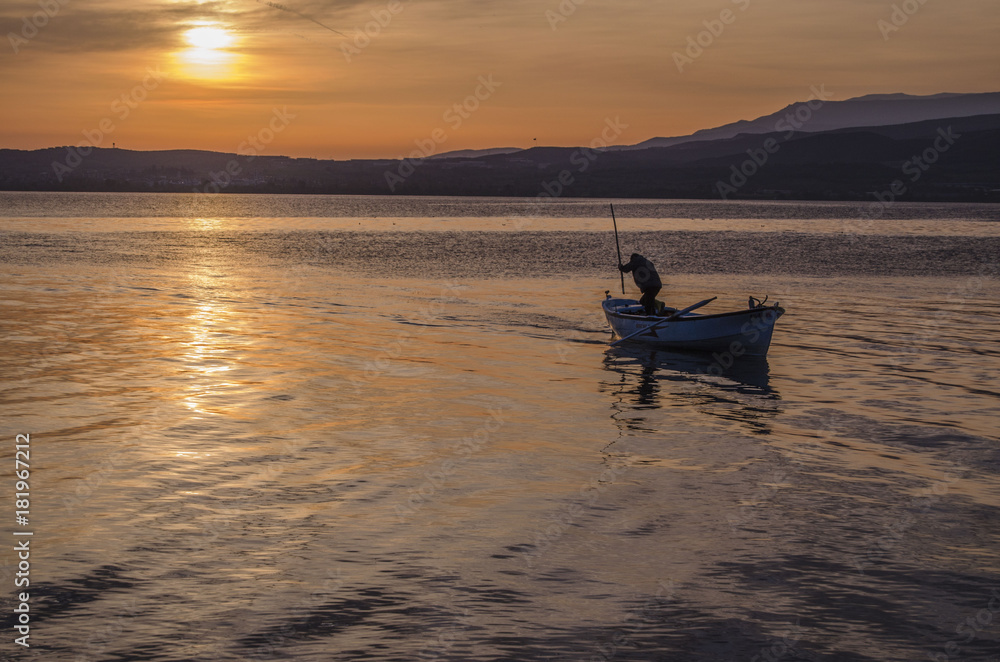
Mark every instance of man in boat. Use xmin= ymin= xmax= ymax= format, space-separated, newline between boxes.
xmin=619 ymin=253 xmax=662 ymax=316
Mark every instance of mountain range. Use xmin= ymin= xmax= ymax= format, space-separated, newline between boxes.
xmin=2 ymin=92 xmax=998 ymax=201
xmin=614 ymin=90 xmax=1000 ymax=152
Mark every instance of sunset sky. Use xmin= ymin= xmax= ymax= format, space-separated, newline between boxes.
xmin=2 ymin=0 xmax=998 ymax=159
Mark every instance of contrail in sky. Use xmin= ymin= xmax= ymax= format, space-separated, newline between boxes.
xmin=257 ymin=1 xmax=347 ymax=37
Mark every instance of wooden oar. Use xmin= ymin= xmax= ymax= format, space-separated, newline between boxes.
xmin=610 ymin=297 xmax=717 ymax=347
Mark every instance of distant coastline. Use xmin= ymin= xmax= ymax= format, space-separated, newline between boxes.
xmin=4 ymin=93 xmax=999 ymax=203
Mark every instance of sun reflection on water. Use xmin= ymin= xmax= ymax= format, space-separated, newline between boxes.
xmin=189 ymin=217 xmax=224 ymax=230
xmin=180 ymin=267 xmax=241 ymax=416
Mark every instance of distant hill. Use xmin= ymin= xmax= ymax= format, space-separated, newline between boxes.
xmin=618 ymin=91 xmax=1000 ymax=151
xmin=429 ymin=147 xmax=523 ymax=159
xmin=2 ymin=109 xmax=998 ymax=202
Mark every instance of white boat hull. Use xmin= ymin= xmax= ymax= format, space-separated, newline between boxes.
xmin=603 ymin=297 xmax=784 ymax=357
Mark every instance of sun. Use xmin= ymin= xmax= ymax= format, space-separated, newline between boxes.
xmin=185 ymin=26 xmax=234 ymax=51
xmin=177 ymin=24 xmax=241 ymax=79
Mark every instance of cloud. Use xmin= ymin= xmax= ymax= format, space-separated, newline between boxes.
xmin=0 ymin=0 xmax=379 ymax=57
xmin=255 ymin=1 xmax=346 ymax=36
xmin=1 ymin=0 xmax=998 ymax=158
xmin=1 ymin=1 xmax=229 ymax=55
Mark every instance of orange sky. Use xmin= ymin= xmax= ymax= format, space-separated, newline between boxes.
xmin=1 ymin=0 xmax=998 ymax=159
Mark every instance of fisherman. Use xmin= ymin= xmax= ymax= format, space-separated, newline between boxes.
xmin=619 ymin=253 xmax=662 ymax=316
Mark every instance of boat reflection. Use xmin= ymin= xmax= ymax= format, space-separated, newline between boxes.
xmin=600 ymin=345 xmax=781 ymax=435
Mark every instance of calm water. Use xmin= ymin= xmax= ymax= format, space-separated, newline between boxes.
xmin=1 ymin=193 xmax=999 ymax=661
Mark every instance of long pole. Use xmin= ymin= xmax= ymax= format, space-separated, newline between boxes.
xmin=611 ymin=203 xmax=625 ymax=295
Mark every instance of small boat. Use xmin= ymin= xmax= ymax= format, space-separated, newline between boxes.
xmin=602 ymin=294 xmax=785 ymax=357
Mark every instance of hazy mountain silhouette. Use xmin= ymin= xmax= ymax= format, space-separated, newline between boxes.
xmin=617 ymin=91 xmax=1000 ymax=152
xmin=2 ymin=106 xmax=998 ymax=202
xmin=428 ymin=147 xmax=523 ymax=159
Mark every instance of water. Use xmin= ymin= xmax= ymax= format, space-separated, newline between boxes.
xmin=1 ymin=192 xmax=999 ymax=661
